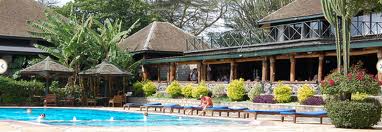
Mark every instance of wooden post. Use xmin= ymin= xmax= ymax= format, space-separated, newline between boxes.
xmin=230 ymin=61 xmax=237 ymax=81
xmin=201 ymin=62 xmax=207 ymax=81
xmin=157 ymin=64 xmax=161 ymax=82
xmin=142 ymin=65 xmax=149 ymax=81
xmin=290 ymin=55 xmax=296 ymax=82
xmin=318 ymin=54 xmax=325 ymax=82
xmin=169 ymin=62 xmax=176 ymax=81
xmin=270 ymin=56 xmax=276 ymax=82
xmin=262 ymin=57 xmax=268 ymax=82
xmin=378 ymin=48 xmax=382 ymax=81
xmin=197 ymin=62 xmax=202 ymax=82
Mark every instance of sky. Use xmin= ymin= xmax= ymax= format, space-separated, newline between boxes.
xmin=56 ymin=0 xmax=72 ymax=6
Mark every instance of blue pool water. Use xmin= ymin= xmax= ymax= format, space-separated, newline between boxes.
xmin=0 ymin=108 xmax=249 ymax=127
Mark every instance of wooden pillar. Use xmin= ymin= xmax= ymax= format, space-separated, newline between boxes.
xmin=201 ymin=62 xmax=207 ymax=81
xmin=378 ymin=48 xmax=382 ymax=81
xmin=142 ymin=65 xmax=149 ymax=81
xmin=169 ymin=62 xmax=176 ymax=81
xmin=290 ymin=55 xmax=296 ymax=82
xmin=318 ymin=54 xmax=325 ymax=82
xmin=262 ymin=57 xmax=268 ymax=82
xmin=197 ymin=62 xmax=202 ymax=82
xmin=157 ymin=64 xmax=161 ymax=82
xmin=270 ymin=57 xmax=276 ymax=82
xmin=230 ymin=61 xmax=237 ymax=81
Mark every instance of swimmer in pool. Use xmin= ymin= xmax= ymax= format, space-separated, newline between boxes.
xmin=26 ymin=108 xmax=32 ymax=113
xmin=39 ymin=114 xmax=46 ymax=119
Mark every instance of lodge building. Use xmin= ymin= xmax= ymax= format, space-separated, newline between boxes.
xmin=119 ymin=0 xmax=382 ymax=92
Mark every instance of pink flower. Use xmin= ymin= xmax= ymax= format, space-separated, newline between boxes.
xmin=347 ymin=73 xmax=352 ymax=80
xmin=356 ymin=71 xmax=365 ymax=81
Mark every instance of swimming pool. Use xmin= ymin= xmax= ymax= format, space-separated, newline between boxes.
xmin=0 ymin=108 xmax=249 ymax=127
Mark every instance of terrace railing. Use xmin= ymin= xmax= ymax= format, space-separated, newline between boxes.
xmin=186 ymin=20 xmax=382 ymax=52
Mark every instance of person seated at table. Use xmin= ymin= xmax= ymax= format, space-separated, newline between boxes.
xmin=199 ymin=95 xmax=213 ymax=115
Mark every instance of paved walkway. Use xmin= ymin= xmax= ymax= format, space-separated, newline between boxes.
xmin=0 ymin=107 xmax=381 ymax=132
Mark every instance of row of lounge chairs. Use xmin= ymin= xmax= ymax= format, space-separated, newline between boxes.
xmin=123 ymin=103 xmax=328 ymax=124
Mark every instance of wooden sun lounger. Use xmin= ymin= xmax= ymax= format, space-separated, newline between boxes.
xmin=123 ymin=103 xmax=142 ymax=110
xmin=244 ymin=109 xmax=296 ymax=119
xmin=205 ymin=107 xmax=249 ymax=118
xmin=139 ymin=105 xmax=164 ymax=112
xmin=182 ymin=106 xmax=202 ymax=115
xmin=162 ymin=105 xmax=184 ymax=113
xmin=280 ymin=111 xmax=328 ymax=124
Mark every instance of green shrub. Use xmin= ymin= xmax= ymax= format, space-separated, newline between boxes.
xmin=152 ymin=92 xmax=168 ymax=98
xmin=248 ymin=83 xmax=262 ymax=101
xmin=351 ymin=92 xmax=368 ymax=101
xmin=132 ymin=81 xmax=144 ymax=97
xmin=274 ymin=83 xmax=292 ymax=103
xmin=326 ymin=98 xmax=381 ymax=129
xmin=166 ymin=81 xmax=182 ymax=98
xmin=142 ymin=81 xmax=156 ymax=97
xmin=0 ymin=76 xmax=44 ymax=105
xmin=227 ymin=78 xmax=246 ymax=101
xmin=211 ymin=84 xmax=226 ymax=98
xmin=297 ymin=84 xmax=314 ymax=103
xmin=182 ymin=84 xmax=194 ymax=98
xmin=192 ymin=81 xmax=209 ymax=98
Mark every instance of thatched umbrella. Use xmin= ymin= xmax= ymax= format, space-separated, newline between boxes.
xmin=20 ymin=56 xmax=73 ymax=95
xmin=79 ymin=61 xmax=130 ymax=99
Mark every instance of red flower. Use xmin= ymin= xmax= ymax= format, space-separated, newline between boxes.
xmin=356 ymin=71 xmax=365 ymax=81
xmin=328 ymin=79 xmax=335 ymax=86
xmin=347 ymin=73 xmax=353 ymax=80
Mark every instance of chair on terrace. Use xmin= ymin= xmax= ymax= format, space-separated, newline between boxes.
xmin=44 ymin=94 xmax=57 ymax=106
xmin=280 ymin=111 xmax=328 ymax=124
xmin=109 ymin=95 xmax=124 ymax=107
xmin=244 ymin=109 xmax=296 ymax=119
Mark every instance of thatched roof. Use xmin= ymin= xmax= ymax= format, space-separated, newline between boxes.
xmin=20 ymin=56 xmax=73 ymax=77
xmin=79 ymin=61 xmax=130 ymax=76
xmin=0 ymin=0 xmax=45 ymax=38
xmin=118 ymin=21 xmax=199 ymax=53
xmin=259 ymin=0 xmax=323 ymax=24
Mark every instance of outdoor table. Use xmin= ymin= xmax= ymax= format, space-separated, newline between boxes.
xmin=96 ymin=97 xmax=109 ymax=106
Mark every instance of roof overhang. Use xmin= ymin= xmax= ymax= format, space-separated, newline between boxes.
xmin=258 ymin=14 xmax=324 ymax=26
xmin=0 ymin=45 xmax=45 ymax=55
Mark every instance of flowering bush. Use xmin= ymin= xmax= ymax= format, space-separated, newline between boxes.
xmin=227 ymin=78 xmax=246 ymax=101
xmin=297 ymin=84 xmax=315 ymax=103
xmin=192 ymin=81 xmax=209 ymax=98
xmin=302 ymin=96 xmax=325 ymax=105
xmin=211 ymin=84 xmax=226 ymax=98
xmin=253 ymin=95 xmax=275 ymax=104
xmin=274 ymin=82 xmax=292 ymax=103
xmin=166 ymin=81 xmax=182 ymax=98
xmin=142 ymin=81 xmax=157 ymax=97
xmin=248 ymin=83 xmax=262 ymax=101
xmin=181 ymin=84 xmax=194 ymax=98
xmin=321 ymin=63 xmax=380 ymax=98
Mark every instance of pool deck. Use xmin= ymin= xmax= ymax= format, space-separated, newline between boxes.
xmin=0 ymin=107 xmax=381 ymax=132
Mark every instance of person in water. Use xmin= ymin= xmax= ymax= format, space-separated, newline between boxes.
xmin=39 ymin=114 xmax=46 ymax=119
xmin=143 ymin=112 xmax=148 ymax=116
xmin=199 ymin=95 xmax=213 ymax=115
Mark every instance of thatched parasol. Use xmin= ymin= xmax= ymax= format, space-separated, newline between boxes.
xmin=20 ymin=56 xmax=73 ymax=95
xmin=79 ymin=61 xmax=130 ymax=101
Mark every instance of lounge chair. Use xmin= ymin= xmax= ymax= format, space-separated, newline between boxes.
xmin=108 ymin=95 xmax=124 ymax=107
xmin=162 ymin=104 xmax=184 ymax=113
xmin=139 ymin=103 xmax=163 ymax=112
xmin=123 ymin=103 xmax=142 ymax=110
xmin=280 ymin=111 xmax=328 ymax=124
xmin=182 ymin=106 xmax=203 ymax=115
xmin=205 ymin=106 xmax=249 ymax=117
xmin=244 ymin=109 xmax=296 ymax=119
xmin=44 ymin=94 xmax=57 ymax=106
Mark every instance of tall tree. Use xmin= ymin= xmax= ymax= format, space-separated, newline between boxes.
xmin=56 ymin=0 xmax=157 ymax=32
xmin=150 ymin=0 xmax=229 ymax=36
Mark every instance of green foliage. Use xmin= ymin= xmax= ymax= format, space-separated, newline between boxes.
xmin=181 ymin=84 xmax=194 ymax=98
xmin=274 ymin=83 xmax=292 ymax=103
xmin=248 ymin=83 xmax=263 ymax=101
xmin=351 ymin=92 xmax=368 ymax=101
xmin=297 ymin=84 xmax=314 ymax=103
xmin=166 ymin=81 xmax=183 ymax=98
xmin=211 ymin=84 xmax=226 ymax=98
xmin=321 ymin=63 xmax=380 ymax=100
xmin=0 ymin=76 xmax=44 ymax=105
xmin=227 ymin=78 xmax=246 ymax=101
xmin=152 ymin=92 xmax=168 ymax=98
xmin=142 ymin=81 xmax=157 ymax=97
xmin=325 ymin=99 xmax=382 ymax=129
xmin=192 ymin=81 xmax=209 ymax=98
xmin=132 ymin=81 xmax=144 ymax=97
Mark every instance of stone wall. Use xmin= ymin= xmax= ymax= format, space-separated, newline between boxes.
xmin=128 ymin=97 xmax=325 ymax=112
xmin=154 ymin=81 xmax=320 ymax=95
